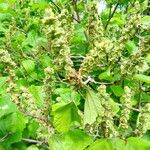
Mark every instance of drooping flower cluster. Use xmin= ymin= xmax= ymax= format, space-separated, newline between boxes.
xmin=135 ymin=103 xmax=150 ymax=137
xmin=19 ymin=86 xmax=52 ymax=141
xmin=42 ymin=7 xmax=75 ymax=78
xmin=121 ymin=36 xmax=150 ymax=75
xmin=119 ymin=86 xmax=132 ymax=129
xmin=0 ymin=49 xmax=20 ymax=105
xmin=79 ymin=0 xmax=113 ymax=77
xmin=97 ymin=85 xmax=118 ymax=138
xmin=109 ymin=2 xmax=141 ymax=63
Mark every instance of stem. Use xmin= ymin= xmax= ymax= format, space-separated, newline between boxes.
xmin=22 ymin=138 xmax=45 ymax=145
xmin=22 ymin=138 xmax=49 ymax=149
xmin=50 ymin=0 xmax=61 ymax=12
xmin=105 ymin=3 xmax=119 ymax=30
xmin=117 ymin=103 xmax=141 ymax=112
xmin=138 ymin=81 xmax=142 ymax=110
xmin=83 ymin=76 xmax=113 ymax=85
xmin=72 ymin=0 xmax=80 ymax=22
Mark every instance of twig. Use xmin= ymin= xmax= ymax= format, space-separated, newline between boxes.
xmin=72 ymin=0 xmax=80 ymax=23
xmin=138 ymin=81 xmax=142 ymax=110
xmin=50 ymin=0 xmax=61 ymax=12
xmin=105 ymin=3 xmax=119 ymax=30
xmin=83 ymin=76 xmax=113 ymax=85
xmin=117 ymin=103 xmax=141 ymax=112
xmin=70 ymin=55 xmax=85 ymax=59
xmin=0 ymin=134 xmax=9 ymax=142
xmin=22 ymin=138 xmax=44 ymax=145
xmin=25 ymin=113 xmax=46 ymax=122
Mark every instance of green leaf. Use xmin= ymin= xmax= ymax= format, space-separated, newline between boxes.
xmin=98 ymin=68 xmax=111 ymax=81
xmin=112 ymin=138 xmax=127 ymax=150
xmin=49 ymin=129 xmax=93 ymax=150
xmin=88 ymin=138 xmax=128 ymax=150
xmin=40 ymin=55 xmax=52 ymax=68
xmin=110 ymin=85 xmax=124 ymax=97
xmin=125 ymin=41 xmax=137 ymax=54
xmin=29 ymin=85 xmax=45 ymax=107
xmin=84 ymin=88 xmax=104 ymax=126
xmin=53 ymin=102 xmax=81 ymax=133
xmin=141 ymin=16 xmax=150 ymax=25
xmin=145 ymin=54 xmax=150 ymax=63
xmin=1 ymin=132 xmax=22 ymax=149
xmin=55 ymin=88 xmax=80 ymax=105
xmin=0 ymin=95 xmax=17 ymax=118
xmin=0 ymin=112 xmax=26 ymax=132
xmin=27 ymin=145 xmax=39 ymax=150
xmin=134 ymin=74 xmax=150 ymax=83
xmin=88 ymin=139 xmax=114 ymax=150
xmin=0 ymin=77 xmax=7 ymax=88
xmin=22 ymin=59 xmax=35 ymax=74
xmin=127 ymin=137 xmax=150 ymax=150
xmin=109 ymin=98 xmax=120 ymax=115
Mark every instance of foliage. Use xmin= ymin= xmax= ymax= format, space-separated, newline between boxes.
xmin=0 ymin=0 xmax=150 ymax=149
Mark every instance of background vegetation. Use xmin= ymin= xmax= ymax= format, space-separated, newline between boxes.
xmin=0 ymin=0 xmax=150 ymax=149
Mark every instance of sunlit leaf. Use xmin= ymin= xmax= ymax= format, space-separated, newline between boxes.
xmin=84 ymin=88 xmax=104 ymax=126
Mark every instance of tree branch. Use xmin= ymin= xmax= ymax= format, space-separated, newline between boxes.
xmin=72 ymin=0 xmax=80 ymax=23
xmin=105 ymin=3 xmax=119 ymax=30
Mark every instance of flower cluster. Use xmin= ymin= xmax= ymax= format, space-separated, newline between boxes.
xmin=79 ymin=0 xmax=113 ymax=77
xmin=86 ymin=0 xmax=104 ymax=47
xmin=119 ymin=86 xmax=132 ymax=129
xmin=42 ymin=8 xmax=75 ymax=78
xmin=109 ymin=2 xmax=141 ymax=63
xmin=135 ymin=103 xmax=150 ymax=137
xmin=19 ymin=86 xmax=51 ymax=141
xmin=97 ymin=85 xmax=118 ymax=138
xmin=121 ymin=36 xmax=150 ymax=75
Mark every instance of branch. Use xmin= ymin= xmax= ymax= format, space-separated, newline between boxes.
xmin=117 ymin=103 xmax=141 ymax=112
xmin=83 ymin=76 xmax=113 ymax=85
xmin=104 ymin=3 xmax=119 ymax=30
xmin=72 ymin=0 xmax=80 ymax=23
xmin=22 ymin=138 xmax=45 ymax=145
xmin=138 ymin=81 xmax=142 ymax=110
xmin=50 ymin=0 xmax=61 ymax=12
xmin=0 ymin=134 xmax=9 ymax=142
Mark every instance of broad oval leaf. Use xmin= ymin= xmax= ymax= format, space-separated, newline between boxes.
xmin=49 ymin=129 xmax=93 ymax=150
xmin=53 ymin=102 xmax=81 ymax=133
xmin=0 ymin=95 xmax=17 ymax=118
xmin=134 ymin=74 xmax=150 ymax=84
xmin=84 ymin=88 xmax=104 ymax=126
xmin=22 ymin=59 xmax=35 ymax=74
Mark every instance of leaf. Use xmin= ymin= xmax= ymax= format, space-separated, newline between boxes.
xmin=0 ymin=77 xmax=7 ymax=88
xmin=29 ymin=85 xmax=45 ymax=107
xmin=40 ymin=55 xmax=52 ymax=68
xmin=0 ymin=112 xmax=26 ymax=132
xmin=112 ymin=138 xmax=127 ymax=150
xmin=134 ymin=74 xmax=150 ymax=83
xmin=125 ymin=41 xmax=137 ymax=54
xmin=109 ymin=98 xmax=120 ymax=115
xmin=27 ymin=145 xmax=39 ymax=150
xmin=49 ymin=129 xmax=93 ymax=150
xmin=141 ymin=16 xmax=150 ymax=25
xmin=127 ymin=137 xmax=150 ymax=150
xmin=0 ymin=95 xmax=17 ymax=118
xmin=84 ymin=88 xmax=104 ymax=126
xmin=145 ymin=54 xmax=150 ymax=63
xmin=98 ymin=68 xmax=111 ymax=81
xmin=21 ymin=59 xmax=35 ymax=74
xmin=53 ymin=102 xmax=81 ymax=133
xmin=55 ymin=88 xmax=80 ymax=105
xmin=1 ymin=132 xmax=22 ymax=149
xmin=110 ymin=85 xmax=124 ymax=97
xmin=88 ymin=139 xmax=114 ymax=150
